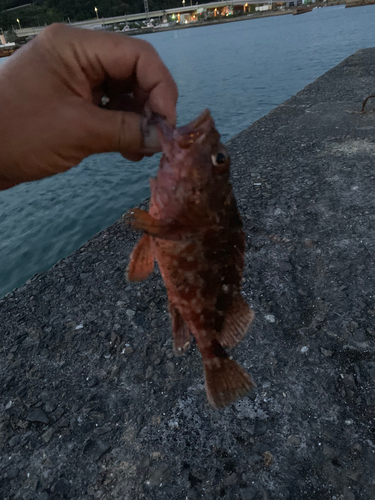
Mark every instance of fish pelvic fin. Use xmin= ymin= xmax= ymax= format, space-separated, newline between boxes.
xmin=216 ymin=295 xmax=255 ymax=349
xmin=203 ymin=345 xmax=256 ymax=409
xmin=127 ymin=234 xmax=154 ymax=282
xmin=169 ymin=304 xmax=192 ymax=357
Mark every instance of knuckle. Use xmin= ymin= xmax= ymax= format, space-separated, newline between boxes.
xmin=136 ymin=38 xmax=156 ymax=54
xmin=38 ymin=23 xmax=66 ymax=43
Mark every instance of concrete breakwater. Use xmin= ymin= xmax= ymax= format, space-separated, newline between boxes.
xmin=1 ymin=49 xmax=375 ymax=500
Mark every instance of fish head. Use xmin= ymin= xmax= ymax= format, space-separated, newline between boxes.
xmin=155 ymin=109 xmax=231 ymax=189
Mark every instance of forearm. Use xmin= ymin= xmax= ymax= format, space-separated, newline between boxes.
xmin=0 ymin=179 xmax=15 ymax=191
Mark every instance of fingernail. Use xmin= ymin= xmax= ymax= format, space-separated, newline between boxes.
xmin=141 ymin=118 xmax=161 ymax=154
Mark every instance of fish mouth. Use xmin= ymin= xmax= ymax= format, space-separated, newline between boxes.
xmin=175 ymin=109 xmax=214 ymax=149
xmin=152 ymin=109 xmax=215 ymax=151
xmin=177 ymin=109 xmax=212 ymax=136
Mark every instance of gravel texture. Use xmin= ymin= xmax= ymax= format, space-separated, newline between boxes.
xmin=1 ymin=49 xmax=375 ymax=500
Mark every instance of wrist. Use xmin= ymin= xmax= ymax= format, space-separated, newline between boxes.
xmin=0 ymin=175 xmax=16 ymax=190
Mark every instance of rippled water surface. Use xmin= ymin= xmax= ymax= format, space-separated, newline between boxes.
xmin=1 ymin=5 xmax=375 ymax=297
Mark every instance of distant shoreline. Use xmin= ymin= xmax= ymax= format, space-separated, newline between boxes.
xmin=125 ymin=1 xmax=346 ymax=37
xmin=127 ymin=10 xmax=292 ymax=36
xmin=5 ymin=1 xmax=347 ymax=44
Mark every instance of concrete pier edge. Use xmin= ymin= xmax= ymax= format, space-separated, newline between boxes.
xmin=1 ymin=49 xmax=375 ymax=500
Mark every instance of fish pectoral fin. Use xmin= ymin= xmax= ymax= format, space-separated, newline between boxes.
xmin=124 ymin=208 xmax=186 ymax=240
xmin=203 ymin=345 xmax=256 ymax=409
xmin=127 ymin=234 xmax=154 ymax=282
xmin=170 ymin=304 xmax=192 ymax=357
xmin=216 ymin=295 xmax=255 ymax=349
xmin=124 ymin=208 xmax=163 ymax=235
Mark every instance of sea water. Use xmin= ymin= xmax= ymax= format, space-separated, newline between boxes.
xmin=1 ymin=5 xmax=375 ymax=297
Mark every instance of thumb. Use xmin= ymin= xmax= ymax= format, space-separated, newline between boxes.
xmin=82 ymin=106 xmax=161 ymax=158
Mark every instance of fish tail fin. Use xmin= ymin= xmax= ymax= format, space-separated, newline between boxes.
xmin=203 ymin=350 xmax=256 ymax=409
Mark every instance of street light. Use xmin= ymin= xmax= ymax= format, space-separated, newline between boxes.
xmin=94 ymin=7 xmax=99 ymax=19
xmin=16 ymin=18 xmax=21 ymax=29
xmin=182 ymin=0 xmax=185 ymax=6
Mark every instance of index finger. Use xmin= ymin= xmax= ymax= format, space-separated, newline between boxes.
xmin=41 ymin=24 xmax=178 ymax=124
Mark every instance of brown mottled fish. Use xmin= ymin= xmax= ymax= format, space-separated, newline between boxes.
xmin=125 ymin=109 xmax=255 ymax=409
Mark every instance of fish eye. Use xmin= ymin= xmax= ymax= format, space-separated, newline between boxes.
xmin=211 ymin=150 xmax=230 ymax=172
xmin=215 ymin=152 xmax=226 ymax=164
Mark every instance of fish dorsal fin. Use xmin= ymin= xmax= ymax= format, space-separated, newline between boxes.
xmin=216 ymin=295 xmax=255 ymax=349
xmin=127 ymin=234 xmax=154 ymax=282
xmin=169 ymin=304 xmax=192 ymax=356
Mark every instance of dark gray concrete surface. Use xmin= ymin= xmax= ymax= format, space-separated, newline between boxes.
xmin=1 ymin=49 xmax=375 ymax=500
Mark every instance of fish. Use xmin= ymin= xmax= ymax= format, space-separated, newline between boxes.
xmin=125 ymin=109 xmax=256 ymax=409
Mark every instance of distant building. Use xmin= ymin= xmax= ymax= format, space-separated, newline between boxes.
xmin=285 ymin=0 xmax=316 ymax=5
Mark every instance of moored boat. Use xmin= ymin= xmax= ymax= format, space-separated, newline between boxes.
xmin=293 ymin=5 xmax=314 ymax=14
xmin=346 ymin=0 xmax=375 ymax=7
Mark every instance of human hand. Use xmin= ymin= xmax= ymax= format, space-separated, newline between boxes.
xmin=0 ymin=24 xmax=178 ymax=190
